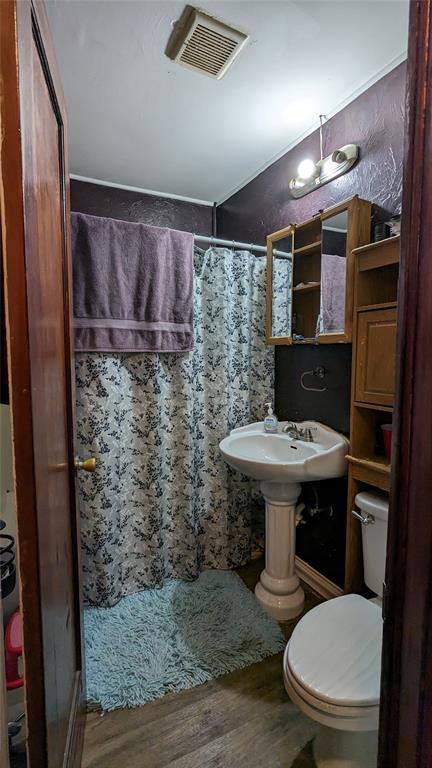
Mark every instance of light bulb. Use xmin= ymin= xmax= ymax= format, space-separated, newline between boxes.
xmin=297 ymin=158 xmax=317 ymax=180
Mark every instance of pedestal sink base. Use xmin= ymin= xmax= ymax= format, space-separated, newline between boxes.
xmin=255 ymin=481 xmax=305 ymax=622
xmin=219 ymin=422 xmax=349 ymax=620
xmin=255 ymin=580 xmax=305 ymax=622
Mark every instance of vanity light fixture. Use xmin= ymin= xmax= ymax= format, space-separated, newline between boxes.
xmin=289 ymin=115 xmax=359 ymax=198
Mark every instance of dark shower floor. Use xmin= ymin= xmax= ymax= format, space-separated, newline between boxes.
xmin=82 ymin=559 xmax=321 ymax=768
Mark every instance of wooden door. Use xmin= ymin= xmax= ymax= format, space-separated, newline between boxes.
xmin=355 ymin=308 xmax=397 ymax=406
xmin=0 ymin=2 xmax=84 ymax=767
xmin=379 ymin=1 xmax=432 ymax=766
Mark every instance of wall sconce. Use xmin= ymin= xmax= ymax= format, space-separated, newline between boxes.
xmin=289 ymin=116 xmax=359 ymax=199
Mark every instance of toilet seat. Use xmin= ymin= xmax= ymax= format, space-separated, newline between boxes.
xmin=283 ymin=594 xmax=382 ymax=732
xmin=284 ymin=653 xmax=379 ymax=731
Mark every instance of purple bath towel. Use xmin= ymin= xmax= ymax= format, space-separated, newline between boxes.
xmin=71 ymin=212 xmax=194 ymax=352
xmin=320 ymin=253 xmax=347 ymax=333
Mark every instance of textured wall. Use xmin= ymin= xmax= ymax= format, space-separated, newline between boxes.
xmin=275 ymin=345 xmax=352 ymax=435
xmin=71 ymin=180 xmax=214 ymax=235
xmin=217 ymin=62 xmax=406 ymax=433
xmin=217 ymin=62 xmax=406 ymax=243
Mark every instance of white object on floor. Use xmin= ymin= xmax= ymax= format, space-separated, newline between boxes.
xmin=219 ymin=421 xmax=349 ymax=620
xmin=283 ymin=491 xmax=389 ymax=767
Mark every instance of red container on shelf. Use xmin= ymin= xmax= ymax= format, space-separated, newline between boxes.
xmin=381 ymin=424 xmax=393 ymax=461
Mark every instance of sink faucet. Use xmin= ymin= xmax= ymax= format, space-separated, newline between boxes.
xmin=282 ymin=422 xmax=315 ymax=442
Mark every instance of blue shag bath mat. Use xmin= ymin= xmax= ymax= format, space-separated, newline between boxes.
xmin=84 ymin=570 xmax=285 ymax=711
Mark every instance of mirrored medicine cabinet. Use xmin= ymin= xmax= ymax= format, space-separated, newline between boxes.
xmin=266 ymin=195 xmax=372 ymax=345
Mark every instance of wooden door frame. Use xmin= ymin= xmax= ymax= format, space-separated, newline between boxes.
xmin=0 ymin=1 xmax=84 ymax=766
xmin=379 ymin=1 xmax=432 ymax=766
xmin=2 ymin=1 xmax=432 ymax=767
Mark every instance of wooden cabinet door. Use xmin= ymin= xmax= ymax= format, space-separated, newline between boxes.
xmin=355 ymin=308 xmax=397 ymax=406
xmin=0 ymin=2 xmax=84 ymax=767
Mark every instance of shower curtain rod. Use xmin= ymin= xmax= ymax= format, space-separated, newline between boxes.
xmin=194 ymin=234 xmax=292 ymax=259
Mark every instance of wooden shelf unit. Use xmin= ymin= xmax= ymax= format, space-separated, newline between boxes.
xmin=291 ymin=213 xmax=322 ymax=342
xmin=353 ymin=401 xmax=394 ymax=414
xmin=266 ymin=195 xmax=372 ymax=346
xmin=292 ymin=282 xmax=320 ymax=293
xmin=344 ymin=235 xmax=400 ymax=592
xmin=357 ymin=301 xmax=397 ymax=313
xmin=293 ymin=240 xmax=322 ymax=256
xmin=293 ymin=215 xmax=322 ymax=249
xmin=347 ymin=454 xmax=391 ymax=476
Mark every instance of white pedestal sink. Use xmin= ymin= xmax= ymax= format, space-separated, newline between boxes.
xmin=219 ymin=422 xmax=349 ymax=621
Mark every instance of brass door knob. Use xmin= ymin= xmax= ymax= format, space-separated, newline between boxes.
xmin=74 ymin=456 xmax=96 ymax=472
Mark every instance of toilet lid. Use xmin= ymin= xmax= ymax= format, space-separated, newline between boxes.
xmin=287 ymin=594 xmax=382 ymax=707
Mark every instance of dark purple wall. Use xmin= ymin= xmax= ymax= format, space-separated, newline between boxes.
xmin=71 ymin=179 xmax=214 ymax=235
xmin=217 ymin=62 xmax=407 ymax=435
xmin=217 ymin=62 xmax=406 ymax=244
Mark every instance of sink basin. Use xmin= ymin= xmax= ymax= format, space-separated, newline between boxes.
xmin=219 ymin=420 xmax=349 ymax=621
xmin=219 ymin=421 xmax=349 ymax=483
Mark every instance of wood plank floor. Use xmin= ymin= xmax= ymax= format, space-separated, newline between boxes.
xmin=82 ymin=560 xmax=321 ymax=768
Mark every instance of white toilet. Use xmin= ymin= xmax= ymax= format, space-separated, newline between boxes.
xmin=283 ymin=491 xmax=389 ymax=768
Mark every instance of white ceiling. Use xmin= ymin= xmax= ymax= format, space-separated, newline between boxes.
xmin=46 ymin=0 xmax=409 ymax=204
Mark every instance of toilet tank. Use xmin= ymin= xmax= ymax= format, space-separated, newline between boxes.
xmin=355 ymin=491 xmax=389 ymax=598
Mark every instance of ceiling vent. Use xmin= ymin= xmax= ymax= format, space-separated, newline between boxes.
xmin=166 ymin=7 xmax=249 ymax=80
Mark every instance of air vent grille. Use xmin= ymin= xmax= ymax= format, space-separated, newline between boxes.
xmin=167 ymin=8 xmax=249 ymax=79
xmin=180 ymin=24 xmax=238 ymax=76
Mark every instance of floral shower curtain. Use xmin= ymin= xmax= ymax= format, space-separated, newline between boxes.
xmin=75 ymin=247 xmax=274 ymax=606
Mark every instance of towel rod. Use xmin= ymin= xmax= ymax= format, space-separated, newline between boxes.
xmin=194 ymin=234 xmax=292 ymax=259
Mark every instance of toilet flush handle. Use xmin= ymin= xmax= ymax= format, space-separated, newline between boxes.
xmin=351 ymin=508 xmax=375 ymax=525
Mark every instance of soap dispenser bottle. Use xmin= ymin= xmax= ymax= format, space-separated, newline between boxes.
xmin=264 ymin=402 xmax=278 ymax=433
